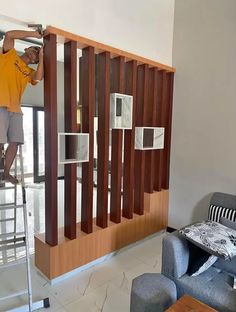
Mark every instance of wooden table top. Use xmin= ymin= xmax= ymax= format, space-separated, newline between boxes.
xmin=165 ymin=295 xmax=217 ymax=312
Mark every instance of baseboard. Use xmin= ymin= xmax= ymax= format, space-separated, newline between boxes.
xmin=166 ymin=226 xmax=176 ymax=233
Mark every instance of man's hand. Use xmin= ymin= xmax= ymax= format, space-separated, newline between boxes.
xmin=34 ymin=30 xmax=43 ymax=39
xmin=39 ymin=46 xmax=44 ymax=59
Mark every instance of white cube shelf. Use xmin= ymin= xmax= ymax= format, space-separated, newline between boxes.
xmin=58 ymin=133 xmax=89 ymax=164
xmin=110 ymin=93 xmax=133 ymax=129
xmin=135 ymin=127 xmax=165 ymax=150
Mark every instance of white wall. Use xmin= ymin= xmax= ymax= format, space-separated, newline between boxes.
xmin=1 ymin=0 xmax=175 ymax=66
xmin=169 ymin=0 xmax=236 ymax=228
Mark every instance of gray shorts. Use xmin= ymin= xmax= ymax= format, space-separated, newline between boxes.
xmin=0 ymin=107 xmax=24 ymax=144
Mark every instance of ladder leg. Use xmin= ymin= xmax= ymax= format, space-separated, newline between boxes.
xmin=19 ymin=145 xmax=33 ymax=311
xmin=0 ymin=145 xmax=50 ymax=311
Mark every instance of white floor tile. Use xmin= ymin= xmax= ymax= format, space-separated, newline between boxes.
xmin=0 ymin=181 xmax=165 ymax=311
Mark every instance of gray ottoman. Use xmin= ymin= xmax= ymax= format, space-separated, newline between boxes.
xmin=130 ymin=273 xmax=177 ymax=312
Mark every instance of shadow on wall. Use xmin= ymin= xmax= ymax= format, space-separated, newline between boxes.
xmin=191 ymin=193 xmax=213 ymax=222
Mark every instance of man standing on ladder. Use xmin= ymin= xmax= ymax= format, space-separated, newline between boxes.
xmin=0 ymin=29 xmax=44 ymax=184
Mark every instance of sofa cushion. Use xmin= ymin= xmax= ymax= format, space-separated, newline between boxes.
xmin=175 ymin=267 xmax=236 ymax=312
xmin=179 ymin=221 xmax=236 ymax=260
xmin=220 ymin=217 xmax=236 ymax=230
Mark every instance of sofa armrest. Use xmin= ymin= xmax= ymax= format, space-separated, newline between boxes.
xmin=161 ymin=231 xmax=189 ymax=279
xmin=214 ymin=257 xmax=236 ymax=277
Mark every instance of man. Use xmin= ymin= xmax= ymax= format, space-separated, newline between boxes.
xmin=0 ymin=30 xmax=44 ymax=184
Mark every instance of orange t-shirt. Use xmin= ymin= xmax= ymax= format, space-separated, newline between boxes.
xmin=0 ymin=48 xmax=37 ymax=113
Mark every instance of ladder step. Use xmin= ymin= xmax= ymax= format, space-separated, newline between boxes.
xmin=0 ymin=204 xmax=23 ymax=210
xmin=0 ymin=186 xmax=16 ymax=190
xmin=0 ymin=236 xmax=25 ymax=245
xmin=0 ymin=241 xmax=26 ymax=252
xmin=0 ymin=203 xmax=15 ymax=207
xmin=5 ymin=298 xmax=50 ymax=312
xmin=0 ymin=231 xmax=25 ymax=240
xmin=0 ymin=218 xmax=15 ymax=223
xmin=0 ymin=257 xmax=26 ymax=269
xmin=0 ymin=289 xmax=28 ymax=302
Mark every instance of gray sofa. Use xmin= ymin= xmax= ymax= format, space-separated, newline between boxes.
xmin=131 ymin=192 xmax=236 ymax=312
xmin=162 ymin=231 xmax=236 ymax=312
xmin=162 ymin=192 xmax=236 ymax=312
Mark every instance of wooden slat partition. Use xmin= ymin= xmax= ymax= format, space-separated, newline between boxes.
xmin=153 ymin=70 xmax=165 ymax=191
xmin=96 ymin=52 xmax=110 ymax=228
xmin=122 ymin=61 xmax=137 ymax=219
xmin=110 ymin=57 xmax=125 ymax=223
xmin=134 ymin=64 xmax=149 ymax=215
xmin=64 ymin=40 xmax=77 ymax=239
xmin=44 ymin=34 xmax=58 ymax=246
xmin=81 ymin=46 xmax=95 ymax=233
xmin=144 ymin=68 xmax=158 ymax=193
xmin=162 ymin=72 xmax=174 ymax=189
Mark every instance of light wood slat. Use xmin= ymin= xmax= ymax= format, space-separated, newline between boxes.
xmin=46 ymin=26 xmax=176 ymax=73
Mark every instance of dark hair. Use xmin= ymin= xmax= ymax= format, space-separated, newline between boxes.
xmin=29 ymin=46 xmax=40 ymax=64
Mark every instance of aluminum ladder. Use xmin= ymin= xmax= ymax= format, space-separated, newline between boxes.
xmin=0 ymin=145 xmax=49 ymax=311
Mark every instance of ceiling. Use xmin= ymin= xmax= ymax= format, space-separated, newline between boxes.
xmin=0 ymin=14 xmax=72 ymax=62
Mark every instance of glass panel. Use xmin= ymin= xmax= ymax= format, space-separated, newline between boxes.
xmin=37 ymin=111 xmax=45 ymax=176
xmin=22 ymin=107 xmax=33 ymax=175
xmin=143 ymin=128 xmax=154 ymax=148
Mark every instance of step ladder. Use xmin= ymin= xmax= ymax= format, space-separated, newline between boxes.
xmin=0 ymin=145 xmax=49 ymax=312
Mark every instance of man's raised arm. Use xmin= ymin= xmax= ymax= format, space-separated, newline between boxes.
xmin=3 ymin=30 xmax=42 ymax=53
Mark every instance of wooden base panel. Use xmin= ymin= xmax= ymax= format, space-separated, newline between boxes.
xmin=35 ymin=190 xmax=169 ymax=280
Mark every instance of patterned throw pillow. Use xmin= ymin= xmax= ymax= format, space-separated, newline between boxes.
xmin=179 ymin=221 xmax=236 ymax=260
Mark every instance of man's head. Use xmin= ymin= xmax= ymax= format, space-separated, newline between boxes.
xmin=24 ymin=46 xmax=40 ymax=64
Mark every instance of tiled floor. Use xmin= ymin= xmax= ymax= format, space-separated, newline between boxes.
xmin=0 ymin=181 xmax=165 ymax=311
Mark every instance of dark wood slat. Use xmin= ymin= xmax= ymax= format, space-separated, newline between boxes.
xmin=96 ymin=52 xmax=110 ymax=228
xmin=162 ymin=72 xmax=174 ymax=189
xmin=122 ymin=60 xmax=137 ymax=219
xmin=110 ymin=56 xmax=125 ymax=224
xmin=144 ymin=68 xmax=158 ymax=193
xmin=153 ymin=70 xmax=164 ymax=191
xmin=134 ymin=64 xmax=149 ymax=215
xmin=64 ymin=40 xmax=77 ymax=239
xmin=81 ymin=47 xmax=95 ymax=233
xmin=43 ymin=34 xmax=58 ymax=246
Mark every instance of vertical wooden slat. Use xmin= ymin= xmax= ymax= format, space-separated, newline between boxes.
xmin=64 ymin=40 xmax=77 ymax=239
xmin=110 ymin=56 xmax=125 ymax=224
xmin=81 ymin=47 xmax=95 ymax=233
xmin=144 ymin=67 xmax=158 ymax=193
xmin=96 ymin=52 xmax=110 ymax=228
xmin=44 ymin=34 xmax=58 ymax=246
xmin=122 ymin=60 xmax=137 ymax=219
xmin=134 ymin=64 xmax=149 ymax=215
xmin=162 ymin=72 xmax=174 ymax=189
xmin=153 ymin=70 xmax=165 ymax=191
